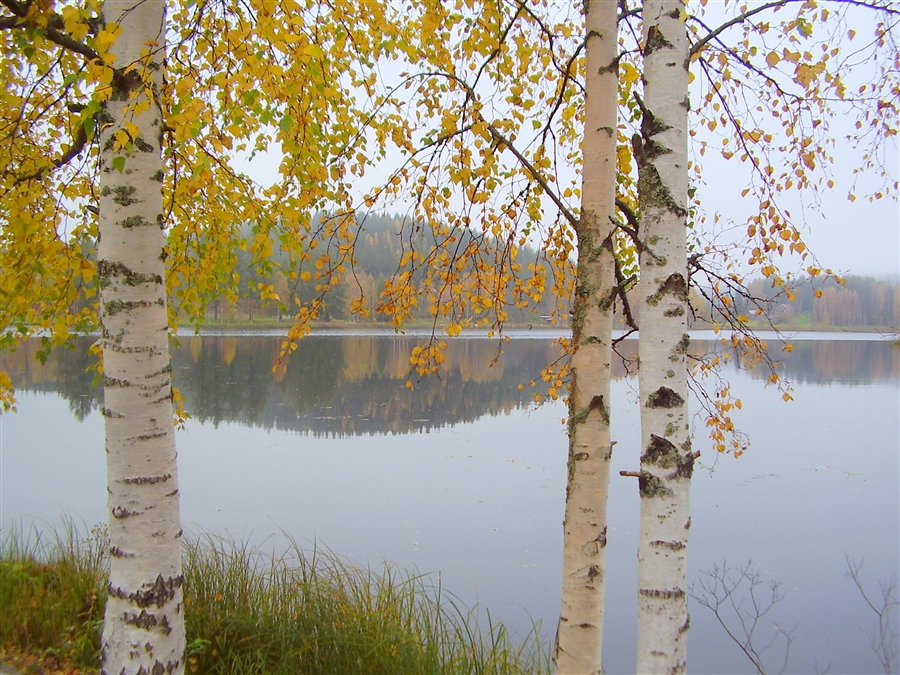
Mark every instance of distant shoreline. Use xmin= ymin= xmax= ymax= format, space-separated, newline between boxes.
xmin=10 ymin=320 xmax=896 ymax=340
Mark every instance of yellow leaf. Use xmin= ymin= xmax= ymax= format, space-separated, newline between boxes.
xmin=766 ymin=51 xmax=780 ymax=68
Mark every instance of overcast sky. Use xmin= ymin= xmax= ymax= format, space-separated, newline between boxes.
xmin=690 ymin=1 xmax=899 ymax=279
xmin=694 ymin=126 xmax=899 ymax=279
xmin=237 ymin=2 xmax=899 ymax=280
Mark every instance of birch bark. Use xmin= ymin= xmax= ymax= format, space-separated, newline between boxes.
xmin=98 ymin=2 xmax=185 ymax=673
xmin=634 ymin=1 xmax=692 ymax=672
xmin=554 ymin=1 xmax=618 ymax=672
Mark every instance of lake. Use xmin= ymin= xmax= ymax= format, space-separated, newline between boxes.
xmin=1 ymin=330 xmax=898 ymax=674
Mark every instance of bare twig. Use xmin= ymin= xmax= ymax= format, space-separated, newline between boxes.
xmin=690 ymin=560 xmax=796 ymax=674
xmin=846 ymin=556 xmax=900 ymax=675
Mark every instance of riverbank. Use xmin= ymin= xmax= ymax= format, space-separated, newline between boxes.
xmin=0 ymin=524 xmax=549 ymax=675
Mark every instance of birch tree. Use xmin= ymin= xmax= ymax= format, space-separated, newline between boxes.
xmin=554 ymin=1 xmax=618 ymax=672
xmin=95 ymin=1 xmax=185 ymax=672
xmin=94 ymin=0 xmax=185 ymax=672
xmin=633 ymin=1 xmax=693 ymax=672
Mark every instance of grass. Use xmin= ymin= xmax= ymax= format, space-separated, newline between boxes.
xmin=0 ymin=522 xmax=550 ymax=675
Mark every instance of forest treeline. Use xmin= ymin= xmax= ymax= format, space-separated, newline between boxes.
xmin=204 ymin=212 xmax=897 ymax=330
xmin=692 ymin=275 xmax=900 ymax=330
xmin=205 ymin=213 xmax=563 ymax=325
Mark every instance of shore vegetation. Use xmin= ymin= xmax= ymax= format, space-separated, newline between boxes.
xmin=0 ymin=522 xmax=549 ymax=675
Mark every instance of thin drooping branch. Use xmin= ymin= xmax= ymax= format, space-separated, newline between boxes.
xmin=846 ymin=556 xmax=900 ymax=675
xmin=487 ymin=125 xmax=579 ymax=228
xmin=12 ymin=124 xmax=89 ymax=184
xmin=690 ymin=0 xmax=899 ymax=57
xmin=1 ymin=0 xmax=101 ymax=62
xmin=690 ymin=0 xmax=805 ymax=57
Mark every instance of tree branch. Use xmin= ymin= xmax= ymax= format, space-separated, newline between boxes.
xmin=691 ymin=0 xmax=900 ymax=57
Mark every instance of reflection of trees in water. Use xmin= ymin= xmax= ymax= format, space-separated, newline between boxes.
xmin=6 ymin=336 xmax=897 ymax=431
xmin=172 ymin=335 xmax=559 ymax=436
xmin=730 ymin=340 xmax=899 ymax=386
xmin=2 ymin=337 xmax=102 ymax=421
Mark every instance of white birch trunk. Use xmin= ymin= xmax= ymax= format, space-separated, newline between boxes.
xmin=635 ymin=1 xmax=692 ymax=673
xmin=98 ymin=2 xmax=185 ymax=673
xmin=554 ymin=1 xmax=618 ymax=672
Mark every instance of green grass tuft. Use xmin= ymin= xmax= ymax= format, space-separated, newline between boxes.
xmin=1 ymin=522 xmax=550 ymax=674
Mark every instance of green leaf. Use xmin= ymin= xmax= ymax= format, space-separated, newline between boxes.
xmin=111 ymin=156 xmax=126 ymax=173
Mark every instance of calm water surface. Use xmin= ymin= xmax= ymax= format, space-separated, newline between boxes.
xmin=1 ymin=331 xmax=898 ymax=674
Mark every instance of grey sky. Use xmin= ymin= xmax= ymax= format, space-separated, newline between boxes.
xmin=236 ymin=1 xmax=899 ymax=279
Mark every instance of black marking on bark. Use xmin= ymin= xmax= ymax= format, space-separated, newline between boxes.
xmin=108 ymin=574 xmax=183 ymax=609
xmin=670 ymin=333 xmax=690 ymax=361
xmin=123 ymin=610 xmax=172 ymax=635
xmin=639 ymin=473 xmax=672 ymax=498
xmin=111 ymin=69 xmax=143 ymax=101
xmin=101 ymin=407 xmax=124 ymax=418
xmin=151 ymin=169 xmax=164 ymax=182
xmin=664 ymin=305 xmax=685 ymax=317
xmin=148 ymin=364 xmax=173 ymax=377
xmin=110 ymin=546 xmax=135 ymax=558
xmin=588 ymin=394 xmax=609 ymax=423
xmin=595 ymin=526 xmax=608 ymax=548
xmin=597 ymin=286 xmax=618 ymax=314
xmin=676 ymin=451 xmax=695 ymax=479
xmin=587 ymin=564 xmax=601 ymax=581
xmin=651 ymin=539 xmax=685 ymax=551
xmin=568 ymin=402 xmax=589 ymax=432
xmin=104 ymin=299 xmax=154 ymax=316
xmin=121 ymin=215 xmax=148 ymax=228
xmin=579 ymin=623 xmax=593 ymax=629
xmin=685 ymin=516 xmax=691 ymax=530
xmin=135 ymin=138 xmax=154 ymax=153
xmin=122 ymin=473 xmax=172 ymax=485
xmin=600 ymin=443 xmax=614 ymax=461
xmin=111 ymin=506 xmax=139 ymax=519
xmin=573 ymin=452 xmax=590 ymax=461
xmin=644 ymin=23 xmax=674 ymax=56
xmin=678 ymin=615 xmax=690 ymax=634
xmin=643 ymin=434 xmax=677 ymax=465
xmin=136 ymin=431 xmax=168 ymax=441
xmin=647 ymin=386 xmax=685 ymax=408
xmin=96 ymin=106 xmax=115 ymax=126
xmin=99 ymin=260 xmax=163 ymax=286
xmin=634 ymin=94 xmax=673 ymax=157
xmin=639 ymin=587 xmax=685 ymax=599
xmin=647 ymin=273 xmax=688 ymax=306
xmin=111 ymin=185 xmax=138 ymax=205
xmin=153 ymin=660 xmax=182 ymax=675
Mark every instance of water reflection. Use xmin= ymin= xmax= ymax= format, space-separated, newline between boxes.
xmin=3 ymin=335 xmax=897 ymax=435
xmin=2 ymin=333 xmax=898 ymax=674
